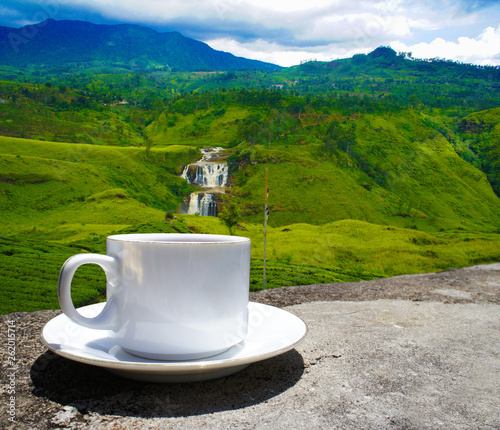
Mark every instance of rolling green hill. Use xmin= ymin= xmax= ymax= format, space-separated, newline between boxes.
xmin=146 ymin=91 xmax=500 ymax=231
xmin=1 ymin=45 xmax=500 ymax=314
xmin=282 ymin=47 xmax=500 ymax=111
xmin=0 ymin=136 xmax=197 ymax=240
xmin=179 ymin=215 xmax=500 ymax=282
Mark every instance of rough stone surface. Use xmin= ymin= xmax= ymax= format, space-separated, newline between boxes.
xmin=1 ymin=264 xmax=499 ymax=429
xmin=249 ymin=263 xmax=500 ymax=307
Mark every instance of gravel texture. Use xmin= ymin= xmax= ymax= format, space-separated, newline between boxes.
xmin=1 ymin=263 xmax=499 ymax=429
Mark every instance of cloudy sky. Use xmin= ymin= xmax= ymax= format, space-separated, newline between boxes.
xmin=1 ymin=0 xmax=500 ymax=67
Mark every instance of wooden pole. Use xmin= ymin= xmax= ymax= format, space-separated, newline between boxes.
xmin=263 ymin=168 xmax=269 ymax=290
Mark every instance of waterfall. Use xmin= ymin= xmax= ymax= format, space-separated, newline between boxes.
xmin=181 ymin=147 xmax=228 ymax=216
xmin=187 ymin=192 xmax=218 ymax=216
xmin=181 ymin=163 xmax=228 ymax=188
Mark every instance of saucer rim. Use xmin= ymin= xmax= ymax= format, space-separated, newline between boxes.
xmin=40 ymin=302 xmax=308 ymax=375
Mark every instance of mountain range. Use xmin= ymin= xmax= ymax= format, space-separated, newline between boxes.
xmin=0 ymin=19 xmax=281 ymax=72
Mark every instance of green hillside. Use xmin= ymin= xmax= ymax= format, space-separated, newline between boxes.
xmin=180 ymin=215 xmax=500 ymax=280
xmin=147 ymin=91 xmax=500 ymax=231
xmin=282 ymin=47 xmax=500 ymax=111
xmin=0 ymin=79 xmax=154 ymax=145
xmin=458 ymin=107 xmax=500 ymax=194
xmin=145 ymin=105 xmax=252 ymax=147
xmin=2 ymin=214 xmax=499 ymax=314
xmin=1 ymin=46 xmax=500 ymax=314
xmin=0 ymin=136 xmax=197 ymax=240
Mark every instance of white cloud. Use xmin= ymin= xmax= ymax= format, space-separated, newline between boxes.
xmin=0 ymin=6 xmax=21 ymax=16
xmin=204 ymin=2 xmax=500 ymax=66
xmin=403 ymin=1 xmax=478 ymax=30
xmin=392 ymin=26 xmax=500 ymax=66
xmin=303 ymin=13 xmax=410 ymax=44
xmin=207 ymin=37 xmax=338 ymax=66
xmin=226 ymin=0 xmax=346 ymax=13
xmin=2 ymin=0 xmax=500 ymax=67
xmin=208 ymin=37 xmax=375 ymax=66
xmin=54 ymin=0 xmax=411 ymax=46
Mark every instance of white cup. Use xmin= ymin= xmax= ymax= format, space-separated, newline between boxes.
xmin=58 ymin=233 xmax=251 ymax=360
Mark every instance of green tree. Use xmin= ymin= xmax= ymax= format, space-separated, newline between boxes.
xmin=321 ymin=121 xmax=357 ymax=156
xmin=218 ymin=200 xmax=243 ymax=235
xmin=144 ymin=135 xmax=154 ymax=158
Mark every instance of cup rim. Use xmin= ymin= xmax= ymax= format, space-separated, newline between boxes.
xmin=106 ymin=233 xmax=250 ymax=244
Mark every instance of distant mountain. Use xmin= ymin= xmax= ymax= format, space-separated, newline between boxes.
xmin=0 ymin=19 xmax=281 ymax=72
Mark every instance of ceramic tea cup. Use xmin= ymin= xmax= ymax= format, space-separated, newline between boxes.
xmin=58 ymin=233 xmax=250 ymax=360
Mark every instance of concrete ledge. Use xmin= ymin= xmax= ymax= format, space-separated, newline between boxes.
xmin=1 ymin=264 xmax=499 ymax=429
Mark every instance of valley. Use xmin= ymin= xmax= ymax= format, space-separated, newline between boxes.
xmin=1 ymin=42 xmax=499 ymax=314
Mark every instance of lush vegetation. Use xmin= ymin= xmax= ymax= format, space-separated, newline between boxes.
xmin=144 ymin=88 xmax=500 ymax=231
xmin=0 ymin=42 xmax=499 ymax=314
xmin=458 ymin=107 xmax=500 ymax=194
xmin=3 ymin=216 xmax=499 ymax=314
xmin=0 ymin=78 xmax=155 ymax=145
xmin=0 ymin=136 xmax=197 ymax=238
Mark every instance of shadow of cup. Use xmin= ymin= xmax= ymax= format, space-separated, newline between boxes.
xmin=30 ymin=349 xmax=305 ymax=418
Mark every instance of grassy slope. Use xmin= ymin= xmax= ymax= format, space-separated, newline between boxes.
xmin=355 ymin=112 xmax=500 ymax=229
xmin=0 ymin=80 xmax=147 ymax=145
xmin=0 ymin=136 xmax=198 ymax=240
xmin=459 ymin=107 xmax=500 ymax=194
xmin=461 ymin=106 xmax=500 ymax=128
xmin=229 ymin=111 xmax=500 ymax=231
xmin=178 ymin=215 xmax=500 ymax=282
xmin=145 ymin=105 xmax=252 ymax=147
xmin=1 ymin=100 xmax=500 ymax=314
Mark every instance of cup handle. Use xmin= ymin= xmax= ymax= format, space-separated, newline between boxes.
xmin=58 ymin=254 xmax=119 ymax=330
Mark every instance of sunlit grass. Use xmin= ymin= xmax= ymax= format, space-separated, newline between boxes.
xmin=1 ymin=133 xmax=499 ymax=314
xmin=179 ymin=215 xmax=500 ymax=279
xmin=0 ymin=136 xmax=198 ymax=237
xmin=146 ymin=105 xmax=251 ymax=147
xmin=2 ymin=214 xmax=499 ymax=314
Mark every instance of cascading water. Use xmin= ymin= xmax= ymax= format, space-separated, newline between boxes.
xmin=181 ymin=162 xmax=228 ymax=188
xmin=181 ymin=147 xmax=228 ymax=216
xmin=186 ymin=192 xmax=218 ymax=216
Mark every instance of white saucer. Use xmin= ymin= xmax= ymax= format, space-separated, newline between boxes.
xmin=41 ymin=302 xmax=307 ymax=383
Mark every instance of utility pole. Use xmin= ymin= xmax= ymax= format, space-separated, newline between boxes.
xmin=263 ymin=168 xmax=269 ymax=290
